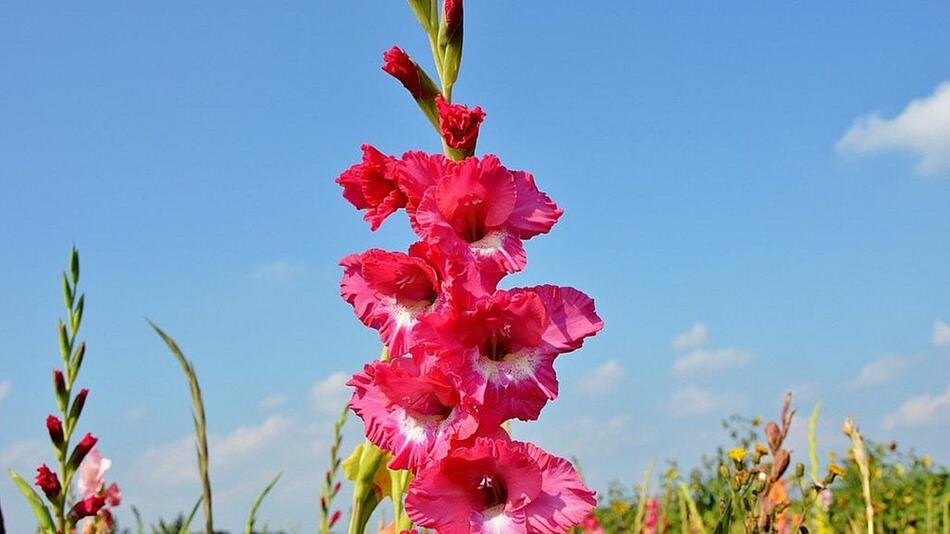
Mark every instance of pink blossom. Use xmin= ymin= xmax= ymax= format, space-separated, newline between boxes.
xmin=417 ymin=285 xmax=602 ymax=424
xmin=579 ymin=512 xmax=605 ymax=534
xmin=644 ymin=498 xmax=659 ymax=534
xmin=411 ymin=154 xmax=562 ymax=275
xmin=336 ymin=145 xmax=405 ymax=231
xmin=348 ymin=357 xmax=481 ymax=471
xmin=340 ymin=240 xmax=489 ymax=357
xmin=77 ymin=448 xmax=112 ymax=499
xmin=406 ymin=437 xmax=596 ymax=533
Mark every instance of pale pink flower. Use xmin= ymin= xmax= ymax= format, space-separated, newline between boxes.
xmin=77 ymin=449 xmax=112 ymax=499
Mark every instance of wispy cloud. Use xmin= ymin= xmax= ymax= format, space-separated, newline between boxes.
xmin=673 ymin=347 xmax=753 ymax=375
xmin=127 ymin=406 xmax=147 ymax=421
xmin=311 ymin=372 xmax=350 ymax=413
xmin=672 ymin=322 xmax=708 ymax=350
xmin=668 ymin=386 xmax=747 ymax=417
xmin=0 ymin=379 xmax=10 ymax=405
xmin=578 ymin=359 xmax=625 ymax=396
xmin=848 ymin=354 xmax=912 ymax=389
xmin=933 ymin=320 xmax=950 ymax=347
xmin=883 ymin=385 xmax=950 ymax=429
xmin=837 ymin=81 xmax=950 ymax=175
xmin=260 ymin=393 xmax=288 ymax=410
xmin=249 ymin=260 xmax=304 ymax=283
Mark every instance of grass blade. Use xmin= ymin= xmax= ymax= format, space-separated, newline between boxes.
xmin=149 ymin=321 xmax=214 ymax=534
xmin=178 ymin=496 xmax=203 ymax=534
xmin=7 ymin=469 xmax=55 ymax=534
xmin=245 ymin=472 xmax=282 ymax=534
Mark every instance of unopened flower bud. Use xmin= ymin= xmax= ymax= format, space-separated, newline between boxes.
xmin=765 ymin=421 xmax=782 ymax=451
xmin=771 ymin=449 xmax=790 ymax=482
xmin=795 ymin=462 xmax=805 ymax=478
xmin=53 ymin=369 xmax=67 ymax=410
xmin=68 ymin=494 xmax=106 ymax=521
xmin=34 ymin=465 xmax=61 ymax=501
xmin=69 ymin=388 xmax=89 ymax=422
xmin=382 ymin=47 xmax=436 ymax=101
xmin=46 ymin=415 xmax=64 ymax=448
xmin=443 ymin=0 xmax=462 ymax=38
xmin=68 ymin=432 xmax=98 ymax=470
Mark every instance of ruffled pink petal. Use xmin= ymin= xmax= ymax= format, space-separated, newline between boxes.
xmin=394 ymin=150 xmax=448 ymax=224
xmin=476 ymin=349 xmax=559 ymax=424
xmin=336 ymin=145 xmax=405 ymax=231
xmin=518 ymin=285 xmax=603 ymax=353
xmin=522 ymin=442 xmax=597 ymax=534
xmin=471 ymin=508 xmax=528 ymax=534
xmin=347 ymin=359 xmax=479 ymax=472
xmin=508 ymin=170 xmax=562 ymax=239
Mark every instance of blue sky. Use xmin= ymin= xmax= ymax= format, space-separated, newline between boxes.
xmin=2 ymin=1 xmax=949 ymax=531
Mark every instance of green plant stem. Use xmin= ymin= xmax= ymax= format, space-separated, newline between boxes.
xmin=150 ymin=322 xmax=213 ymax=534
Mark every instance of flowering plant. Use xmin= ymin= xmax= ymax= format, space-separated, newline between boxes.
xmin=335 ymin=1 xmax=603 ymax=532
xmin=7 ymin=248 xmax=121 ymax=534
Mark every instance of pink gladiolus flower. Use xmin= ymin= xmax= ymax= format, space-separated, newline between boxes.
xmin=644 ymin=498 xmax=659 ymax=534
xmin=336 ymin=145 xmax=405 ymax=231
xmin=77 ymin=448 xmax=112 ymax=499
xmin=412 ymin=154 xmax=561 ymax=275
xmin=406 ymin=437 xmax=596 ymax=534
xmin=340 ymin=240 xmax=489 ymax=357
xmin=419 ymin=285 xmax=602 ymax=424
xmin=348 ymin=357 xmax=481 ymax=471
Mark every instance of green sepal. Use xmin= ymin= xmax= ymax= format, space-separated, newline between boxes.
xmin=57 ymin=320 xmax=70 ymax=362
xmin=8 ymin=469 xmax=56 ymax=534
xmin=70 ymin=341 xmax=86 ymax=378
xmin=406 ymin=0 xmax=437 ymax=33
xmin=69 ymin=247 xmax=80 ymax=283
xmin=438 ymin=24 xmax=462 ymax=100
xmin=62 ymin=272 xmax=74 ymax=310
xmin=71 ymin=294 xmax=84 ymax=333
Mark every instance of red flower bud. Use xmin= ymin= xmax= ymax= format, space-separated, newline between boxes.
xmin=329 ymin=510 xmax=342 ymax=528
xmin=444 ymin=0 xmax=463 ymax=37
xmin=68 ymin=494 xmax=106 ymax=521
xmin=53 ymin=369 xmax=66 ymax=397
xmin=34 ymin=465 xmax=61 ymax=501
xmin=69 ymin=387 xmax=89 ymax=421
xmin=68 ymin=432 xmax=98 ymax=469
xmin=382 ymin=47 xmax=429 ymax=100
xmin=435 ymin=95 xmax=485 ymax=153
xmin=46 ymin=415 xmax=64 ymax=447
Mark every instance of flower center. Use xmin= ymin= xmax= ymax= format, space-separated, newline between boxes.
xmin=480 ymin=333 xmax=513 ymax=362
xmin=477 ymin=474 xmax=508 ymax=509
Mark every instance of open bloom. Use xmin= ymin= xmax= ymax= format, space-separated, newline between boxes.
xmin=436 ymin=96 xmax=485 ymax=153
xmin=418 ymin=285 xmax=602 ymax=424
xmin=340 ymin=239 xmax=489 ymax=357
xmin=77 ymin=448 xmax=120 ymax=503
xmin=348 ymin=357 xmax=481 ymax=472
xmin=336 ymin=145 xmax=405 ymax=231
xmin=412 ymin=154 xmax=561 ymax=275
xmin=406 ymin=437 xmax=596 ymax=534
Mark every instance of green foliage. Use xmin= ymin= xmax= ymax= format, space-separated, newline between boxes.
xmin=245 ymin=472 xmax=282 ymax=534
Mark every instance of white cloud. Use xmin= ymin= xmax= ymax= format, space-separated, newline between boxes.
xmin=673 ymin=347 xmax=752 ymax=375
xmin=672 ymin=322 xmax=708 ymax=350
xmin=0 ymin=439 xmax=45 ymax=468
xmin=0 ymin=379 xmax=10 ymax=404
xmin=848 ymin=354 xmax=912 ymax=389
xmin=578 ymin=359 xmax=625 ymax=396
xmin=260 ymin=393 xmax=288 ymax=410
xmin=837 ymin=81 xmax=950 ymax=175
xmin=883 ymin=385 xmax=950 ymax=429
xmin=669 ymin=386 xmax=747 ymax=417
xmin=127 ymin=406 xmax=147 ymax=421
xmin=311 ymin=372 xmax=350 ymax=414
xmin=933 ymin=320 xmax=950 ymax=347
xmin=250 ymin=260 xmax=304 ymax=283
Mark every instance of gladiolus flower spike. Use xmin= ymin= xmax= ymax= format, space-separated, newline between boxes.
xmin=335 ymin=3 xmax=602 ymax=532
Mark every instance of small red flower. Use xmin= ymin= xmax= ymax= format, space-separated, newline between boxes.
xmin=382 ymin=46 xmax=430 ymax=100
xmin=435 ymin=95 xmax=485 ymax=153
xmin=69 ymin=494 xmax=106 ymax=521
xmin=68 ymin=432 xmax=98 ymax=469
xmin=46 ymin=415 xmax=64 ymax=447
xmin=444 ymin=0 xmax=462 ymax=37
xmin=34 ymin=465 xmax=61 ymax=500
xmin=336 ymin=145 xmax=406 ymax=231
xmin=329 ymin=510 xmax=342 ymax=528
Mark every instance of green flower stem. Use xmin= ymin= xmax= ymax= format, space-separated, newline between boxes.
xmin=348 ymin=442 xmax=385 ymax=534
